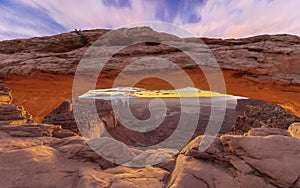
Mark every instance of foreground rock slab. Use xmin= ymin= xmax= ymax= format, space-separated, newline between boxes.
xmin=1 ymin=120 xmax=300 ymax=187
xmin=171 ymin=134 xmax=300 ymax=188
xmin=0 ymin=127 xmax=169 ymax=188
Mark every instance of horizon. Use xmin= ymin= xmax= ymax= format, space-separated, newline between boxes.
xmin=1 ymin=0 xmax=300 ymax=41
xmin=1 ymin=25 xmax=300 ymax=42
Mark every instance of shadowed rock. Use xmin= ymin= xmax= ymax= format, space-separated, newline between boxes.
xmin=0 ymin=80 xmax=12 ymax=104
xmin=0 ymin=104 xmax=32 ymax=125
xmin=43 ymin=97 xmax=300 ymax=146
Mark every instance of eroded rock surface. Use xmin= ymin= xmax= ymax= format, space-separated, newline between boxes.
xmin=0 ymin=104 xmax=32 ymax=125
xmin=0 ymin=80 xmax=12 ymax=104
xmin=0 ymin=27 xmax=299 ymax=86
xmin=170 ymin=133 xmax=300 ymax=188
xmin=44 ymin=97 xmax=300 ymax=142
xmin=288 ymin=122 xmax=300 ymax=139
xmin=2 ymin=108 xmax=300 ymax=187
xmin=43 ymin=99 xmax=77 ymax=133
xmin=232 ymin=102 xmax=300 ymax=134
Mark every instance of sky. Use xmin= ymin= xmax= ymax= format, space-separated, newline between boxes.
xmin=0 ymin=0 xmax=299 ymax=40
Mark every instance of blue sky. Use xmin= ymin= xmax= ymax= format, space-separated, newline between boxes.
xmin=0 ymin=0 xmax=299 ymax=40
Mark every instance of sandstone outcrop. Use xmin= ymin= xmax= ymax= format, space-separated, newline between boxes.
xmin=0 ymin=80 xmax=32 ymax=125
xmin=0 ymin=80 xmax=12 ymax=104
xmin=43 ymin=99 xmax=77 ymax=133
xmin=288 ymin=122 xmax=300 ymax=139
xmin=0 ymin=29 xmax=107 ymax=78
xmin=0 ymin=104 xmax=32 ymax=125
xmin=169 ymin=132 xmax=300 ymax=188
xmin=1 ymin=80 xmax=300 ymax=187
xmin=0 ymin=27 xmax=299 ymax=85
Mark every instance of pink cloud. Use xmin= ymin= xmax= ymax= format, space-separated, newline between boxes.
xmin=183 ymin=0 xmax=300 ymax=38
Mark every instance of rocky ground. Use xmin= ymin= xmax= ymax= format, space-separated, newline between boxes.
xmin=0 ymin=27 xmax=300 ymax=187
xmin=43 ymin=97 xmax=300 ymax=141
xmin=1 ymin=80 xmax=300 ymax=187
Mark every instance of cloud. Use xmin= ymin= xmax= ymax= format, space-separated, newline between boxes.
xmin=0 ymin=0 xmax=159 ymax=40
xmin=0 ymin=0 xmax=299 ymax=40
xmin=0 ymin=1 xmax=68 ymax=40
xmin=183 ymin=0 xmax=300 ymax=38
xmin=15 ymin=0 xmax=158 ymax=30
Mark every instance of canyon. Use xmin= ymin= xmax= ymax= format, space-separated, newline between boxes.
xmin=0 ymin=27 xmax=300 ymax=187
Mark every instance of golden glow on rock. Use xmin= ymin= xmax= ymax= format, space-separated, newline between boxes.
xmin=132 ymin=90 xmax=231 ymax=98
xmin=80 ymin=87 xmax=232 ymax=98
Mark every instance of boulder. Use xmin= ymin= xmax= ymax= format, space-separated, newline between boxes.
xmin=288 ymin=122 xmax=300 ymax=139
xmin=232 ymin=102 xmax=300 ymax=134
xmin=170 ymin=131 xmax=300 ymax=188
xmin=245 ymin=127 xmax=290 ymax=136
xmin=0 ymin=104 xmax=32 ymax=125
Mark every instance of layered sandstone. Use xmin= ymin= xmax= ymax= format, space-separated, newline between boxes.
xmin=0 ymin=27 xmax=299 ymax=85
xmin=2 ymin=27 xmax=300 ymax=122
xmin=0 ymin=80 xmax=12 ymax=104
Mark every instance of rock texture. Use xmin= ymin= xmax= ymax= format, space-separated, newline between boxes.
xmin=0 ymin=29 xmax=107 ymax=78
xmin=3 ymin=116 xmax=300 ymax=188
xmin=232 ymin=102 xmax=300 ymax=134
xmin=0 ymin=27 xmax=299 ymax=85
xmin=0 ymin=104 xmax=32 ymax=125
xmin=169 ymin=132 xmax=300 ymax=188
xmin=43 ymin=97 xmax=300 ymax=142
xmin=0 ymin=131 xmax=169 ymax=187
xmin=0 ymin=83 xmax=32 ymax=125
xmin=288 ymin=122 xmax=300 ymax=139
xmin=43 ymin=99 xmax=77 ymax=133
xmin=0 ymin=80 xmax=11 ymax=104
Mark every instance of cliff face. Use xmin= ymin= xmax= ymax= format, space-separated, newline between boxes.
xmin=0 ymin=27 xmax=299 ymax=85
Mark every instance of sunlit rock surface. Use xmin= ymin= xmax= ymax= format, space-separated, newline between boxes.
xmin=0 ymin=80 xmax=12 ymax=104
xmin=80 ymin=87 xmax=233 ymax=98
